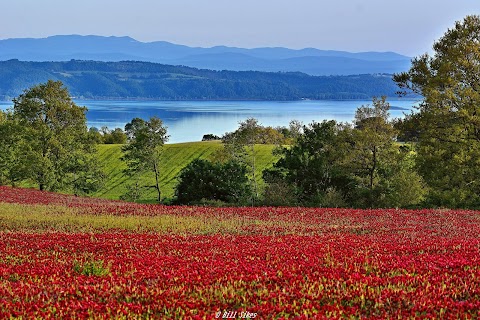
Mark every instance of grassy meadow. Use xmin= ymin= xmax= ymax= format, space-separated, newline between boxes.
xmin=93 ymin=141 xmax=278 ymax=202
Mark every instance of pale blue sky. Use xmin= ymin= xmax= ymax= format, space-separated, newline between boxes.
xmin=1 ymin=0 xmax=479 ymax=56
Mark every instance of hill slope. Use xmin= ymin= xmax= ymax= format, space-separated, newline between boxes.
xmin=94 ymin=142 xmax=278 ymax=202
xmin=0 ymin=35 xmax=411 ymax=76
xmin=0 ymin=60 xmax=404 ymax=100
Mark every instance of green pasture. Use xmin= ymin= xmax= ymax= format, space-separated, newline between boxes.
xmin=93 ymin=141 xmax=278 ymax=202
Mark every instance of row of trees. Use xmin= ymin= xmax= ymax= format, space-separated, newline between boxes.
xmin=175 ymin=98 xmax=425 ymax=208
xmin=89 ymin=127 xmax=127 ymax=144
xmin=0 ymin=80 xmax=170 ymax=202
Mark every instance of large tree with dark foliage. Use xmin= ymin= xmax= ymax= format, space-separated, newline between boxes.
xmin=394 ymin=15 xmax=480 ymax=207
xmin=9 ymin=80 xmax=103 ymax=193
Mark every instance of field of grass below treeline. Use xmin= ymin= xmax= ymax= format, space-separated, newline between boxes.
xmin=93 ymin=141 xmax=278 ymax=203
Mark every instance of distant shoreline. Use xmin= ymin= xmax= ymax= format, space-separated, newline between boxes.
xmin=1 ymin=97 xmax=420 ymax=103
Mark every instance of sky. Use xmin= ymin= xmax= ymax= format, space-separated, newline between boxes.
xmin=1 ymin=0 xmax=479 ymax=56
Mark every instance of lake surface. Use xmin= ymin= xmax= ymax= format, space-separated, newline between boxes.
xmin=0 ymin=99 xmax=419 ymax=143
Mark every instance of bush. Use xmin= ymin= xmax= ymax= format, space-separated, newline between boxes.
xmin=322 ymin=187 xmax=347 ymax=208
xmin=262 ymin=179 xmax=297 ymax=207
xmin=202 ymin=134 xmax=221 ymax=141
xmin=175 ymin=159 xmax=251 ymax=205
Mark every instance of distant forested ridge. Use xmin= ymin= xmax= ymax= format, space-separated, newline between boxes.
xmin=0 ymin=60 xmax=405 ymax=101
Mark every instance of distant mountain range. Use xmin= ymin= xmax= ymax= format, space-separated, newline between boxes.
xmin=0 ymin=35 xmax=412 ymax=76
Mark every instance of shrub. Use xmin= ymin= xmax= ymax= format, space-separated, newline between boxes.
xmin=175 ymin=159 xmax=251 ymax=205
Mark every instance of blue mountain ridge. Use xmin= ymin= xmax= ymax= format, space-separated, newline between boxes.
xmin=0 ymin=35 xmax=411 ymax=76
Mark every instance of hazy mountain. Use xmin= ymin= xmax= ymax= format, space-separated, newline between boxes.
xmin=0 ymin=35 xmax=411 ymax=76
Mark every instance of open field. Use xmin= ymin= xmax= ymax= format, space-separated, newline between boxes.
xmin=1 ymin=186 xmax=480 ymax=318
xmin=93 ymin=142 xmax=278 ymax=202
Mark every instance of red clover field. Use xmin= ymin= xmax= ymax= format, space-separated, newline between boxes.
xmin=1 ymin=186 xmax=480 ymax=318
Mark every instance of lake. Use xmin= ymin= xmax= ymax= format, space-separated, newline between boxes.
xmin=0 ymin=99 xmax=419 ymax=143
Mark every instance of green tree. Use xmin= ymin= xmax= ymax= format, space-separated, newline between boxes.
xmin=394 ymin=15 xmax=480 ymax=207
xmin=222 ymin=118 xmax=263 ymax=202
xmin=88 ymin=127 xmax=104 ymax=144
xmin=175 ymin=159 xmax=251 ymax=205
xmin=11 ymin=80 xmax=102 ymax=192
xmin=392 ymin=113 xmax=421 ymax=142
xmin=348 ymin=97 xmax=396 ymax=191
xmin=379 ymin=145 xmax=426 ymax=208
xmin=343 ymin=97 xmax=425 ymax=207
xmin=0 ymin=110 xmax=31 ymax=186
xmin=264 ymin=120 xmax=352 ymax=206
xmin=122 ymin=117 xmax=169 ymax=203
xmin=103 ymin=128 xmax=127 ymax=144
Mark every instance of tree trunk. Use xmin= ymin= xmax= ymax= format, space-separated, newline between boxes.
xmin=153 ymin=161 xmax=161 ymax=203
xmin=370 ymin=146 xmax=377 ymax=191
xmin=250 ymin=143 xmax=257 ymax=205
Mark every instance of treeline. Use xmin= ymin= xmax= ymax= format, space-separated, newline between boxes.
xmin=174 ymin=103 xmax=426 ymax=208
xmin=0 ymin=59 xmax=403 ymax=101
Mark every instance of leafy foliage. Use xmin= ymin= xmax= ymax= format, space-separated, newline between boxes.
xmin=2 ymin=80 xmax=103 ymax=194
xmin=264 ymin=120 xmax=351 ymax=206
xmin=0 ymin=111 xmax=31 ymax=186
xmin=121 ymin=117 xmax=169 ymax=202
xmin=175 ymin=159 xmax=251 ymax=205
xmin=102 ymin=127 xmax=127 ymax=144
xmin=342 ymin=97 xmax=400 ymax=207
xmin=264 ymin=98 xmax=426 ymax=208
xmin=394 ymin=15 xmax=480 ymax=207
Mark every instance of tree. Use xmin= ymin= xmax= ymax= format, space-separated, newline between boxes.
xmin=103 ymin=128 xmax=127 ymax=144
xmin=379 ymin=145 xmax=426 ymax=208
xmin=349 ymin=97 xmax=397 ymax=190
xmin=394 ymin=15 xmax=480 ymax=207
xmin=222 ymin=118 xmax=263 ymax=203
xmin=0 ymin=110 xmax=31 ymax=186
xmin=264 ymin=120 xmax=351 ymax=206
xmin=175 ymin=159 xmax=251 ymax=205
xmin=88 ymin=127 xmax=104 ymax=144
xmin=121 ymin=117 xmax=169 ymax=203
xmin=343 ymin=97 xmax=425 ymax=207
xmin=11 ymin=80 xmax=102 ymax=192
xmin=392 ymin=113 xmax=421 ymax=142
xmin=202 ymin=134 xmax=221 ymax=141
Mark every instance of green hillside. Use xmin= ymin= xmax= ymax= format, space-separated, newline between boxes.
xmin=0 ymin=60 xmax=406 ymax=101
xmin=93 ymin=141 xmax=278 ymax=202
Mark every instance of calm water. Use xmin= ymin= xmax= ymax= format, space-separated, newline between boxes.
xmin=0 ymin=99 xmax=418 ymax=143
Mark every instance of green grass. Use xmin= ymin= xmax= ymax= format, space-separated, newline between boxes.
xmin=93 ymin=141 xmax=278 ymax=202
